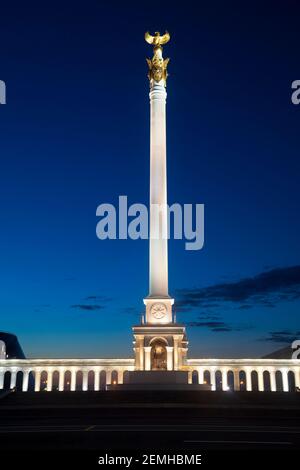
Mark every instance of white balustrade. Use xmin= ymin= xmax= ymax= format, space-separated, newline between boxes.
xmin=0 ymin=360 xmax=298 ymax=393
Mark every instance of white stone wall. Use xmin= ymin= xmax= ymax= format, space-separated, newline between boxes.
xmin=0 ymin=357 xmax=299 ymax=392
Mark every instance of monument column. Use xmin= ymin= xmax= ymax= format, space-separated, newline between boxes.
xmin=149 ymin=81 xmax=168 ymax=297
xmin=143 ymin=31 xmax=174 ymax=325
xmin=132 ymin=32 xmax=188 ymax=373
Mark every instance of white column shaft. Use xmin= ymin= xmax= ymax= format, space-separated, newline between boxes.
xmin=139 ymin=341 xmax=144 ymax=370
xmin=149 ymin=83 xmax=168 ymax=297
xmin=82 ymin=371 xmax=88 ymax=391
xmin=282 ymin=369 xmax=289 ymax=392
xmin=22 ymin=370 xmax=29 ymax=392
xmin=246 ymin=369 xmax=252 ymax=391
xmin=59 ymin=370 xmax=64 ymax=391
xmin=94 ymin=370 xmax=100 ymax=391
xmin=258 ymin=370 xmax=264 ymax=392
xmin=173 ymin=339 xmax=179 ymax=370
xmin=198 ymin=368 xmax=204 ymax=385
xmin=0 ymin=369 xmax=4 ymax=389
xmin=270 ymin=371 xmax=276 ymax=392
xmin=35 ymin=371 xmax=41 ymax=392
xmin=71 ymin=370 xmax=76 ymax=391
xmin=117 ymin=370 xmax=123 ymax=384
xmin=47 ymin=371 xmax=52 ymax=391
xmin=210 ymin=370 xmax=216 ymax=391
xmin=10 ymin=371 xmax=17 ymax=389
xmin=144 ymin=347 xmax=151 ymax=371
xmin=166 ymin=347 xmax=173 ymax=371
xmin=222 ymin=369 xmax=228 ymax=391
xmin=294 ymin=369 xmax=300 ymax=389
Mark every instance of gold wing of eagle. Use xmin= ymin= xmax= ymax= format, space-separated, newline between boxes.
xmin=145 ymin=31 xmax=170 ymax=46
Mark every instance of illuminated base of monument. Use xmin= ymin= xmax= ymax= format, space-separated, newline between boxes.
xmin=106 ymin=370 xmax=211 ymax=391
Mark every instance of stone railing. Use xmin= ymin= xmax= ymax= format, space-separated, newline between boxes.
xmin=186 ymin=358 xmax=300 ymax=392
xmin=0 ymin=358 xmax=299 ymax=392
xmin=0 ymin=359 xmax=135 ymax=392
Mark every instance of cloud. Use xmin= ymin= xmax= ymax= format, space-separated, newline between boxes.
xmin=71 ymin=304 xmax=104 ymax=311
xmin=198 ymin=303 xmax=221 ymax=309
xmin=70 ymin=294 xmax=112 ymax=313
xmin=176 ymin=265 xmax=300 ymax=310
xmin=258 ymin=330 xmax=300 ymax=344
xmin=199 ymin=314 xmax=221 ymax=320
xmin=84 ymin=295 xmax=112 ymax=302
xmin=187 ymin=320 xmax=252 ymax=332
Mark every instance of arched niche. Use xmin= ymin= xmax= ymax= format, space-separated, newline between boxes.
xmin=150 ymin=338 xmax=168 ymax=370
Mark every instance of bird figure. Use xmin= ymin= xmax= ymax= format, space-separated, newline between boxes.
xmin=144 ymin=31 xmax=170 ymax=46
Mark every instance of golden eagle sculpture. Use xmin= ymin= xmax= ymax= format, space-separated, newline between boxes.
xmin=145 ymin=31 xmax=170 ymax=86
xmin=144 ymin=31 xmax=170 ymax=46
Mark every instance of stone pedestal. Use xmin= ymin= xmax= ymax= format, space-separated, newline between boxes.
xmin=133 ymin=324 xmax=188 ymax=372
xmin=107 ymin=370 xmax=211 ymax=391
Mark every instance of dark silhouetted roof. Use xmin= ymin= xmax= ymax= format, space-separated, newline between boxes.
xmin=0 ymin=332 xmax=26 ymax=359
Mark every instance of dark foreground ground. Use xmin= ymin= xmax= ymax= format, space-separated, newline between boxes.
xmin=0 ymin=390 xmax=300 ymax=466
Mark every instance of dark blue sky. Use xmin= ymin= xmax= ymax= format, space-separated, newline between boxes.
xmin=0 ymin=0 xmax=299 ymax=358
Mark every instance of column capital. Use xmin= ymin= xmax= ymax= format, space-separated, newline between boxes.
xmin=149 ymin=84 xmax=167 ymax=100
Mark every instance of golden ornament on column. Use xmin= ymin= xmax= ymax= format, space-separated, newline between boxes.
xmin=145 ymin=31 xmax=170 ymax=85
